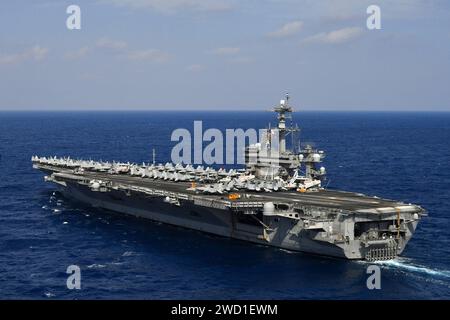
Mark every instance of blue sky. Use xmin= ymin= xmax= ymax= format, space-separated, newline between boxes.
xmin=0 ymin=0 xmax=449 ymax=110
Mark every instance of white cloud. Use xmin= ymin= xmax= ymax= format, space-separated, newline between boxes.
xmin=29 ymin=46 xmax=49 ymax=60
xmin=90 ymin=38 xmax=172 ymax=63
xmin=64 ymin=47 xmax=90 ymax=60
xmin=127 ymin=49 xmax=171 ymax=63
xmin=100 ymin=0 xmax=233 ymax=13
xmin=96 ymin=38 xmax=128 ymax=51
xmin=210 ymin=47 xmax=240 ymax=55
xmin=303 ymin=27 xmax=363 ymax=45
xmin=267 ymin=21 xmax=303 ymax=38
xmin=186 ymin=64 xmax=204 ymax=72
xmin=270 ymin=0 xmax=436 ymax=20
xmin=0 ymin=45 xmax=49 ymax=65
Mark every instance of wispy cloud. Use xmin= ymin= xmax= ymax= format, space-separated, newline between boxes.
xmin=65 ymin=37 xmax=172 ymax=64
xmin=64 ymin=47 xmax=90 ymax=60
xmin=0 ymin=45 xmax=49 ymax=65
xmin=100 ymin=0 xmax=233 ymax=13
xmin=96 ymin=37 xmax=128 ymax=51
xmin=303 ymin=27 xmax=363 ymax=45
xmin=127 ymin=49 xmax=171 ymax=63
xmin=267 ymin=21 xmax=304 ymax=38
xmin=210 ymin=47 xmax=240 ymax=55
xmin=186 ymin=64 xmax=204 ymax=72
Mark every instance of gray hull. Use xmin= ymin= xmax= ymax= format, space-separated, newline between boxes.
xmin=57 ymin=180 xmax=418 ymax=260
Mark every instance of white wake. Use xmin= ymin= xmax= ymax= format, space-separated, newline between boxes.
xmin=373 ymin=258 xmax=450 ymax=279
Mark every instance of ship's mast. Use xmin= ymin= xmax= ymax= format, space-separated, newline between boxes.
xmin=273 ymin=93 xmax=293 ymax=154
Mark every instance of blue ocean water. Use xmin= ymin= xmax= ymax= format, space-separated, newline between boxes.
xmin=0 ymin=111 xmax=449 ymax=299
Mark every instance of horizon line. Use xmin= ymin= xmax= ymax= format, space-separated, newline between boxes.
xmin=0 ymin=108 xmax=449 ymax=113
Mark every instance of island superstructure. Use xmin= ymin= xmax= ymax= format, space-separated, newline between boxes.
xmin=32 ymin=95 xmax=426 ymax=261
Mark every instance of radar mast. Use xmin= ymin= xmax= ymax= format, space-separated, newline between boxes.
xmin=273 ymin=93 xmax=299 ymax=154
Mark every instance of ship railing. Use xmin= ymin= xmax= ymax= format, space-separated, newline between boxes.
xmin=229 ymin=202 xmax=265 ymax=209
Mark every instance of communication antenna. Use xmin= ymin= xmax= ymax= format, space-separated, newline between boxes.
xmin=291 ymin=121 xmax=294 ymax=152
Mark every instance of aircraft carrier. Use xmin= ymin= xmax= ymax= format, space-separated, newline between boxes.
xmin=32 ymin=95 xmax=426 ymax=261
